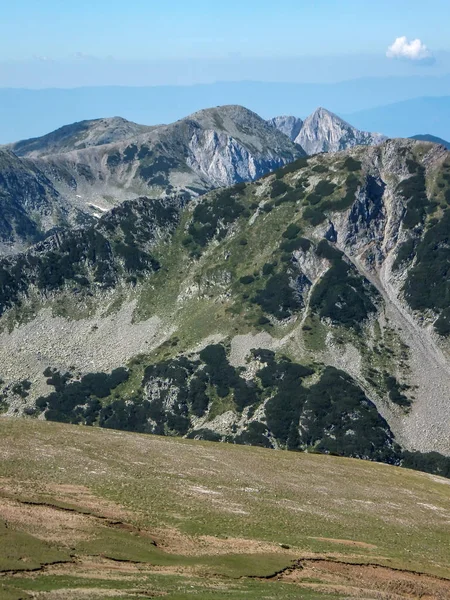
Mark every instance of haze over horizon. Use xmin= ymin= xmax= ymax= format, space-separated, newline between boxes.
xmin=1 ymin=0 xmax=450 ymax=87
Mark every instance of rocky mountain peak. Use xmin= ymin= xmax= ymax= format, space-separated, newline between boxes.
xmin=295 ymin=107 xmax=386 ymax=155
xmin=269 ymin=107 xmax=386 ymax=156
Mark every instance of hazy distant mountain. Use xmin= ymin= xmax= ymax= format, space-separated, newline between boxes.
xmin=346 ymin=96 xmax=450 ymax=141
xmin=7 ymin=117 xmax=155 ymax=158
xmin=2 ymin=76 xmax=450 ymax=143
xmin=410 ymin=134 xmax=450 ymax=150
xmin=269 ymin=108 xmax=385 ymax=154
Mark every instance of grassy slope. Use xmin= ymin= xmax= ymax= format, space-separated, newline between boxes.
xmin=0 ymin=419 xmax=449 ymax=599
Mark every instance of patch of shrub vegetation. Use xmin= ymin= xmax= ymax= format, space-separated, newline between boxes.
xmin=312 ymin=164 xmax=328 ymax=174
xmin=301 ymin=367 xmax=401 ymax=463
xmin=315 ymin=239 xmax=343 ymax=261
xmin=303 ymin=206 xmax=326 ymax=226
xmin=384 ymin=374 xmax=411 ymax=407
xmin=274 ymin=156 xmax=309 ymax=178
xmin=235 ymin=421 xmax=271 ymax=447
xmin=253 ymin=272 xmax=302 ymax=320
xmin=106 ymin=152 xmax=121 ymax=169
xmin=280 ymin=238 xmax=311 ymax=253
xmin=187 ymin=190 xmax=245 ymax=249
xmin=270 ymin=180 xmax=291 ymax=198
xmin=199 ymin=345 xmax=258 ymax=410
xmin=306 ymin=193 xmax=322 ymax=206
xmin=402 ymin=450 xmax=450 ymax=478
xmin=239 ymin=275 xmax=255 ymax=285
xmin=314 ymin=180 xmax=336 ymax=197
xmin=262 ymin=261 xmax=277 ymax=276
xmin=282 ymin=224 xmax=302 ymax=239
xmin=257 ymin=315 xmax=270 ymax=325
xmin=275 ymin=187 xmax=305 ymax=205
xmin=392 ymin=239 xmax=416 ymax=270
xmin=0 ymin=198 xmax=176 ymax=315
xmin=323 ymin=174 xmax=360 ymax=211
xmin=434 ymin=308 xmax=450 ymax=336
xmin=187 ymin=429 xmax=222 ymax=442
xmin=343 ymin=157 xmax=362 ymax=172
xmin=35 ymin=367 xmax=129 ymax=425
xmin=138 ymin=155 xmax=180 ymax=185
xmin=12 ymin=380 xmax=31 ymax=398
xmin=123 ymin=144 xmax=138 ymax=161
xmin=262 ymin=361 xmax=312 ymax=444
xmin=397 ymin=166 xmax=429 ymax=229
xmin=32 ymin=345 xmax=450 ymax=479
xmin=310 ymin=254 xmax=377 ymax=328
xmin=403 ymin=210 xmax=450 ymax=332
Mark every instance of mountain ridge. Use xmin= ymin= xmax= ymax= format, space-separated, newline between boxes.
xmin=5 ymin=116 xmax=156 ymax=158
xmin=1 ymin=138 xmax=450 ymax=475
xmin=0 ymin=105 xmax=304 ymax=254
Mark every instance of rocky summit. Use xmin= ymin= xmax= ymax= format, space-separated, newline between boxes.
xmin=1 ymin=131 xmax=450 ymax=479
xmin=270 ymin=107 xmax=386 ymax=154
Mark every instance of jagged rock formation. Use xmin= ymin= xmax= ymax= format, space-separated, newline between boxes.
xmin=269 ymin=107 xmax=386 ymax=155
xmin=2 ymin=138 xmax=450 ymax=479
xmin=267 ymin=116 xmax=303 ymax=142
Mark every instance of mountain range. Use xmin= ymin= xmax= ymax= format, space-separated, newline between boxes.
xmin=1 ymin=107 xmax=450 ymax=479
xmin=0 ymin=105 xmax=385 ymax=255
xmin=346 ymin=96 xmax=450 ymax=141
xmin=2 ymin=76 xmax=450 ymax=143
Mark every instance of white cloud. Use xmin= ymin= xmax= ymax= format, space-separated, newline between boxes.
xmin=386 ymin=36 xmax=432 ymax=61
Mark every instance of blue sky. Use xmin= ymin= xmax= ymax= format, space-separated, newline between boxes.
xmin=1 ymin=0 xmax=449 ymax=86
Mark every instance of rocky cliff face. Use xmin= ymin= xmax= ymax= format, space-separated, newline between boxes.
xmin=1 ymin=139 xmax=450 ymax=478
xmin=0 ymin=149 xmax=88 ymax=255
xmin=296 ymin=108 xmax=386 ymax=154
xmin=266 ymin=116 xmax=304 ymax=142
xmin=269 ymin=107 xmax=386 ymax=155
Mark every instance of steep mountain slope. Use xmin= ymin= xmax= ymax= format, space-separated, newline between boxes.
xmin=1 ymin=419 xmax=449 ymax=600
xmin=410 ymin=133 xmax=450 ymax=149
xmin=0 ymin=149 xmax=88 ymax=255
xmin=1 ymin=139 xmax=450 ymax=474
xmin=5 ymin=116 xmax=155 ymax=158
xmin=294 ymin=107 xmax=386 ymax=154
xmin=267 ymin=115 xmax=303 ymax=142
xmin=17 ymin=105 xmax=305 ymax=211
